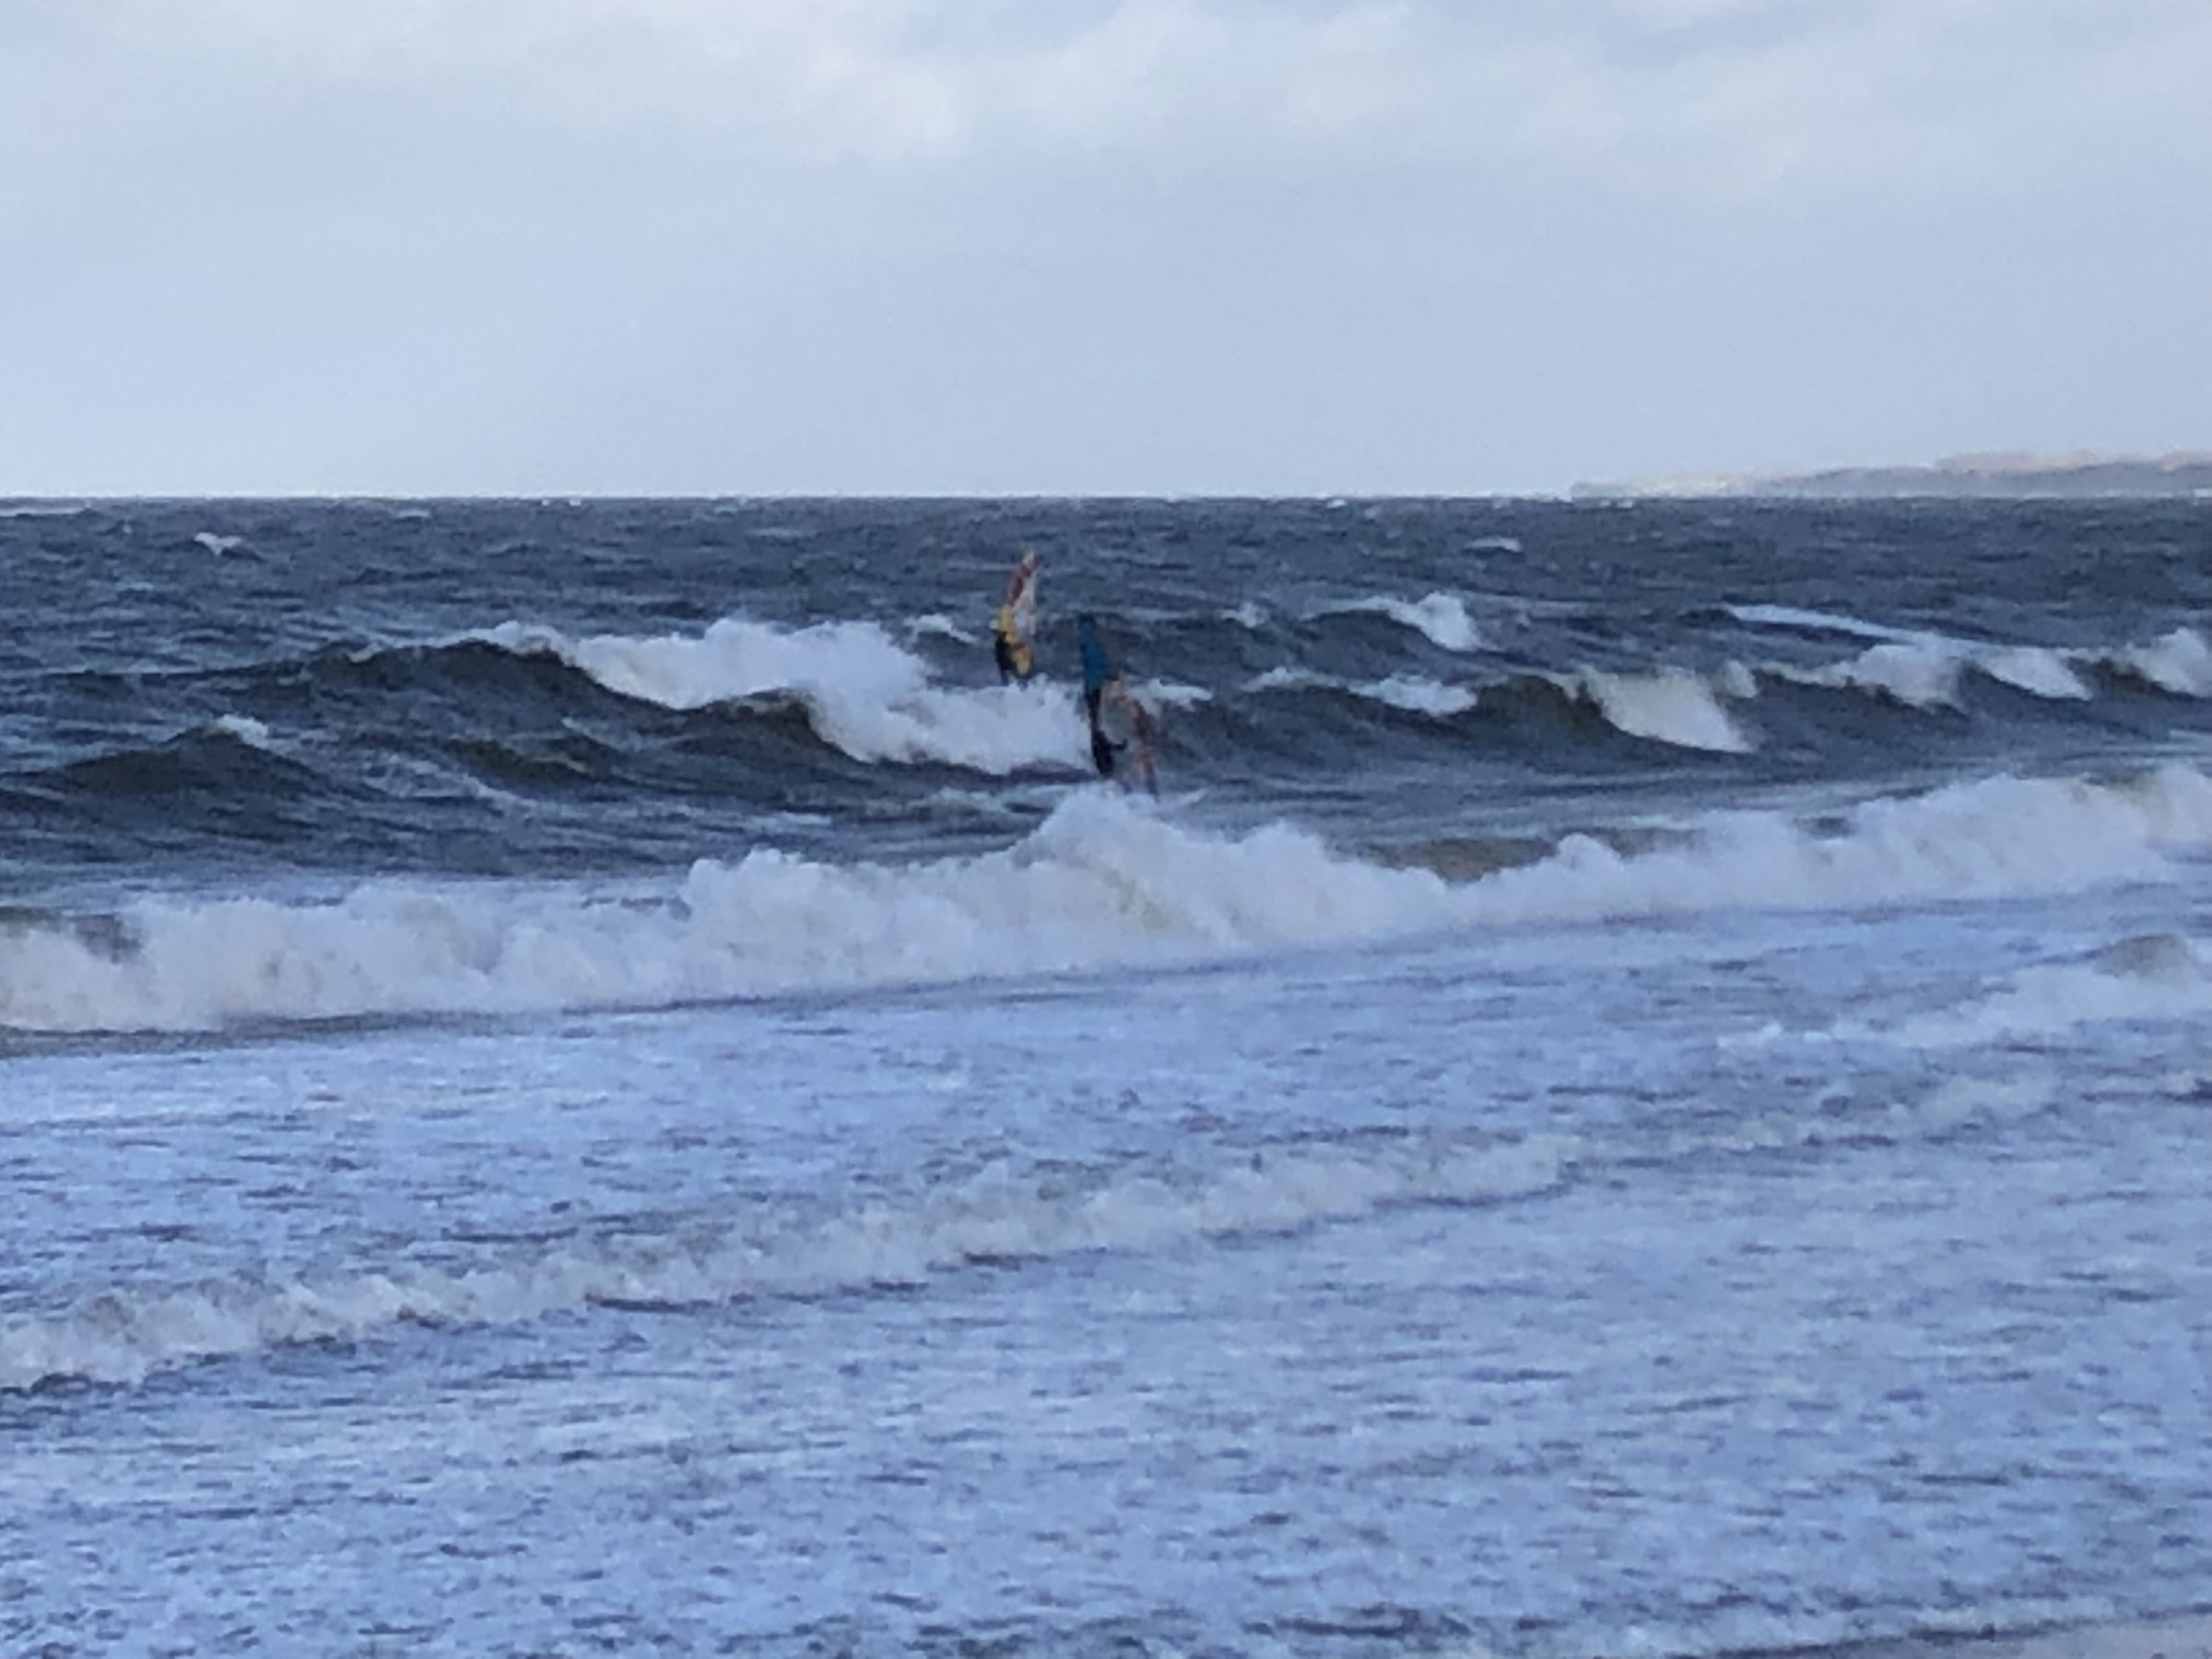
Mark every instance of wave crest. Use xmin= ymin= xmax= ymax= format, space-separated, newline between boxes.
xmin=6 ymin=768 xmax=2212 ymax=1036
xmin=1325 ymin=593 xmax=1482 ymax=652
xmin=485 ymin=616 xmax=1087 ymax=773
xmin=1573 ymin=667 xmax=1754 ymax=752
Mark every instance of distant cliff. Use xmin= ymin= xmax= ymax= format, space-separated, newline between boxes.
xmin=1574 ymin=451 xmax=2212 ymax=500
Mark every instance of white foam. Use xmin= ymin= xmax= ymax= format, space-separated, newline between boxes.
xmin=2 ymin=1045 xmax=2068 ymax=1390
xmin=1132 ymin=677 xmax=1213 ymax=711
xmin=1889 ymin=638 xmax=2095 ymax=702
xmin=1739 ymin=606 xmax=2093 ymax=703
xmin=1806 ymin=639 xmax=1968 ymax=709
xmin=1362 ymin=675 xmax=1477 ymax=716
xmin=1334 ymin=592 xmax=1483 ymax=652
xmin=1730 ymin=603 xmax=1918 ymax=642
xmin=1714 ymin=659 xmax=1760 ymax=700
xmin=1457 ymin=765 xmax=2212 ymax=931
xmin=904 ymin=612 xmax=978 ymax=644
xmin=1888 ymin=933 xmax=2212 ymax=1049
xmin=1246 ymin=666 xmax=1474 ymax=717
xmin=8 ymin=768 xmax=2212 ymax=1036
xmin=206 ymin=713 xmax=274 ymax=747
xmin=1975 ymin=643 xmax=2091 ymax=700
xmin=1773 ymin=637 xmax=2086 ymax=708
xmin=2109 ymin=626 xmax=2212 ymax=697
xmin=1574 ymin=667 xmax=1754 ymax=752
xmin=0 ymin=1137 xmax=1572 ymax=1390
xmin=0 ymin=1030 xmax=2096 ymax=1393
xmin=484 ymin=616 xmax=1086 ymax=773
xmin=0 ymin=794 xmax=1445 ymax=1033
xmin=192 ymin=531 xmax=245 ymax=556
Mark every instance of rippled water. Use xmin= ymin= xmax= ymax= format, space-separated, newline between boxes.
xmin=4 ymin=498 xmax=2209 ymax=1655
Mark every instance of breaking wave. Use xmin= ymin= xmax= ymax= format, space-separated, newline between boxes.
xmin=481 ymin=617 xmax=1087 ymax=772
xmin=1248 ymin=666 xmax=1477 ymax=719
xmin=0 ymin=1137 xmax=1570 ymax=1390
xmin=1886 ymin=931 xmax=2212 ymax=1050
xmin=1733 ymin=605 xmax=2191 ymax=707
xmin=1569 ymin=665 xmax=1757 ymax=752
xmin=0 ymin=1054 xmax=2066 ymax=1393
xmin=2101 ymin=626 xmax=2212 ymax=698
xmin=6 ymin=766 xmax=2211 ymax=1036
xmin=1324 ymin=593 xmax=1483 ymax=652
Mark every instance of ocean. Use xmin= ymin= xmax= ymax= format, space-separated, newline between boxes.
xmin=2 ymin=496 xmax=2208 ymax=1656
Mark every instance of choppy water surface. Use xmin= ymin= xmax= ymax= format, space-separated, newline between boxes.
xmin=3 ymin=498 xmax=2209 ymax=1655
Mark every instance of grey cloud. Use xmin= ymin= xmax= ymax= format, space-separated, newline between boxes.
xmin=36 ymin=1 xmax=2211 ymax=186
xmin=0 ymin=0 xmax=2204 ymax=492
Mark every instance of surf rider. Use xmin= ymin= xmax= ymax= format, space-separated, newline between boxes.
xmin=1077 ymin=612 xmax=1112 ymax=731
xmin=993 ymin=548 xmax=1041 ymax=683
xmin=1077 ymin=613 xmax=1158 ymax=792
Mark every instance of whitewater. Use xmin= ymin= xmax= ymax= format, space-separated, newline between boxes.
xmin=3 ymin=496 xmax=2209 ymax=1659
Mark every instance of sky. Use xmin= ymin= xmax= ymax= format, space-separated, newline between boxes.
xmin=2 ymin=0 xmax=2207 ymax=496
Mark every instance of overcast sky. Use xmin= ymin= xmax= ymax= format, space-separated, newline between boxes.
xmin=2 ymin=0 xmax=2206 ymax=495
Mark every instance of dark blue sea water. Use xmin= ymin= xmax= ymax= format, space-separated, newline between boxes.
xmin=4 ymin=497 xmax=2207 ymax=889
xmin=4 ymin=498 xmax=2209 ymax=1656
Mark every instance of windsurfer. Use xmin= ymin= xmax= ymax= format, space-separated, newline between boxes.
xmin=1076 ymin=613 xmax=1158 ymax=792
xmin=993 ymin=548 xmax=1041 ymax=684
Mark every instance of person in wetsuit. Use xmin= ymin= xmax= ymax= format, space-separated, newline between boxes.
xmin=1077 ymin=613 xmax=1117 ymax=774
xmin=1077 ymin=613 xmax=1157 ymax=792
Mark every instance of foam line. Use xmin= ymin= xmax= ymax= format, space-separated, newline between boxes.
xmin=0 ymin=1138 xmax=1572 ymax=1390
xmin=6 ymin=767 xmax=2212 ymax=1036
xmin=1885 ymin=933 xmax=2212 ymax=1049
xmin=1735 ymin=606 xmax=2096 ymax=703
xmin=1 ymin=1054 xmax=2081 ymax=1393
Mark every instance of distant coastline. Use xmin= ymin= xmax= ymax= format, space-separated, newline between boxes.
xmin=1572 ymin=450 xmax=2212 ymax=500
